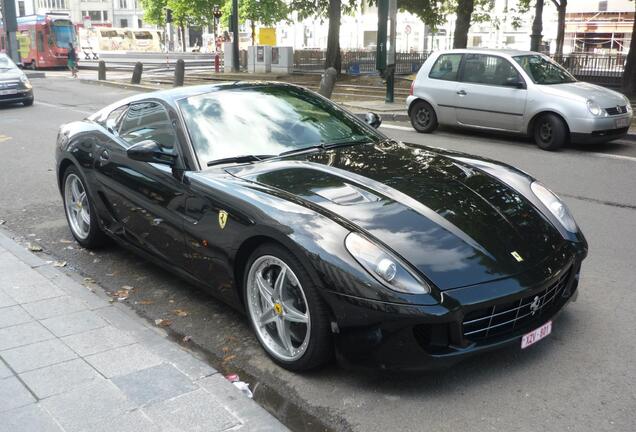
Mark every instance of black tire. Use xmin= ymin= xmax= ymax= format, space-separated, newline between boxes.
xmin=533 ymin=114 xmax=567 ymax=151
xmin=61 ymin=165 xmax=109 ymax=249
xmin=243 ymin=243 xmax=333 ymax=371
xmin=410 ymin=100 xmax=438 ymax=133
xmin=23 ymin=98 xmax=33 ymax=107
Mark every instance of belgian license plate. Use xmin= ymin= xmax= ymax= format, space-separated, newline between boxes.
xmin=0 ymin=89 xmax=17 ymax=96
xmin=521 ymin=321 xmax=552 ymax=349
xmin=616 ymin=118 xmax=630 ymax=128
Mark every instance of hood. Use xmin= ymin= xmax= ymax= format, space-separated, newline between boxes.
xmin=538 ymin=81 xmax=626 ymax=106
xmin=226 ymin=142 xmax=564 ymax=290
xmin=0 ymin=68 xmax=24 ymax=81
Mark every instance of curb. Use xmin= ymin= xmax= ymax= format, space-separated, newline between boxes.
xmin=79 ymin=78 xmax=158 ymax=93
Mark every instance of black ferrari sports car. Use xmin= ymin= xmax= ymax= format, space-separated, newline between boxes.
xmin=55 ymin=82 xmax=587 ymax=371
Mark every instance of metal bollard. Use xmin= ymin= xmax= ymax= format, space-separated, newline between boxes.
xmin=174 ymin=59 xmax=185 ymax=87
xmin=97 ymin=60 xmax=106 ymax=81
xmin=318 ymin=67 xmax=337 ymax=99
xmin=214 ymin=53 xmax=220 ymax=73
xmin=131 ymin=62 xmax=143 ymax=84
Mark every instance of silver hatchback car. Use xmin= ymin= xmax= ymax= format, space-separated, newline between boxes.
xmin=407 ymin=49 xmax=633 ymax=150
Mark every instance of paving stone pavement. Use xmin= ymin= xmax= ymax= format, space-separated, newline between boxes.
xmin=0 ymin=229 xmax=289 ymax=432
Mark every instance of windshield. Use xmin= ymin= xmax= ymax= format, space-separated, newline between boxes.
xmin=178 ymin=86 xmax=381 ymax=165
xmin=0 ymin=54 xmax=18 ymax=71
xmin=52 ymin=22 xmax=76 ymax=48
xmin=513 ymin=55 xmax=576 ymax=85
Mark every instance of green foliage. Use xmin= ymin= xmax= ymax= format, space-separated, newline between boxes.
xmin=394 ymin=0 xmax=494 ymax=31
xmin=141 ymin=0 xmax=224 ymax=26
xmin=220 ymin=0 xmax=289 ymax=28
xmin=288 ymin=0 xmax=357 ymax=22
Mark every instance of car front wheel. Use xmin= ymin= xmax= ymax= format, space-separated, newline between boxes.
xmin=410 ymin=100 xmax=438 ymax=133
xmin=244 ymin=243 xmax=333 ymax=371
xmin=62 ymin=166 xmax=108 ymax=248
xmin=533 ymin=114 xmax=567 ymax=150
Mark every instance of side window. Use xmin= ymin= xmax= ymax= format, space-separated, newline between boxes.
xmin=461 ymin=54 xmax=521 ymax=86
xmin=102 ymin=105 xmax=128 ymax=134
xmin=428 ymin=54 xmax=463 ymax=81
xmin=119 ymin=102 xmax=177 ymax=149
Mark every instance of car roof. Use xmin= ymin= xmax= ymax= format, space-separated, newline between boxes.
xmin=89 ymin=81 xmax=298 ymax=120
xmin=434 ymin=48 xmax=539 ymax=57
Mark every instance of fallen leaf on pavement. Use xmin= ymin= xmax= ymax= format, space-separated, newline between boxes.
xmin=182 ymin=335 xmax=192 ymax=343
xmin=83 ymin=277 xmax=95 ymax=284
xmin=53 ymin=261 xmax=67 ymax=268
xmin=138 ymin=299 xmax=154 ymax=305
xmin=223 ymin=354 xmax=236 ymax=362
xmin=173 ymin=309 xmax=188 ymax=317
xmin=59 ymin=239 xmax=72 ymax=244
xmin=27 ymin=243 xmax=42 ymax=252
xmin=154 ymin=319 xmax=172 ymax=327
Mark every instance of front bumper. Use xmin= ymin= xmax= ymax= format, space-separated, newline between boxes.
xmin=0 ymin=88 xmax=33 ymax=105
xmin=328 ymin=243 xmax=586 ymax=371
xmin=568 ymin=112 xmax=632 ymax=143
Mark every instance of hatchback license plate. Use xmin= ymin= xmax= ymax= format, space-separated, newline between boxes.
xmin=0 ymin=89 xmax=18 ymax=96
xmin=616 ymin=118 xmax=630 ymax=128
xmin=521 ymin=321 xmax=552 ymax=349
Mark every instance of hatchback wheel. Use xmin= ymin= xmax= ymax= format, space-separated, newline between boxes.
xmin=410 ymin=100 xmax=438 ymax=133
xmin=244 ymin=244 xmax=332 ymax=371
xmin=62 ymin=166 xmax=108 ymax=248
xmin=533 ymin=114 xmax=567 ymax=151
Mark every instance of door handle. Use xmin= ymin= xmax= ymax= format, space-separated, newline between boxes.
xmin=456 ymin=90 xmax=467 ymax=96
xmin=99 ymin=149 xmax=110 ymax=161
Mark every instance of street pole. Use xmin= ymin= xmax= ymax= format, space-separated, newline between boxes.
xmin=386 ymin=0 xmax=396 ymax=103
xmin=231 ymin=0 xmax=239 ymax=72
xmin=1 ymin=0 xmax=20 ymax=64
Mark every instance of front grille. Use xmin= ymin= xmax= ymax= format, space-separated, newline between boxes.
xmin=605 ymin=105 xmax=628 ymax=115
xmin=462 ymin=267 xmax=572 ymax=342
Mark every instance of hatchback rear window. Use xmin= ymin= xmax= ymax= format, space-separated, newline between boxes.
xmin=429 ymin=54 xmax=463 ymax=81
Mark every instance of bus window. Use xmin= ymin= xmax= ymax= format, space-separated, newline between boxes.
xmin=37 ymin=32 xmax=44 ymax=52
xmin=52 ymin=21 xmax=75 ymax=48
xmin=134 ymin=31 xmax=152 ymax=40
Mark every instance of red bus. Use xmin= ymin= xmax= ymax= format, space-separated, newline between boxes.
xmin=0 ymin=14 xmax=77 ymax=68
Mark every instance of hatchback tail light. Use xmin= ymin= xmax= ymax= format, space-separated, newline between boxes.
xmin=409 ymin=80 xmax=414 ymax=96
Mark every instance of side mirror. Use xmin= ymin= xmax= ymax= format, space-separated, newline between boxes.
xmin=105 ymin=118 xmax=117 ymax=134
xmin=364 ymin=112 xmax=382 ymax=129
xmin=505 ymin=77 xmax=526 ymax=89
xmin=127 ymin=140 xmax=177 ymax=166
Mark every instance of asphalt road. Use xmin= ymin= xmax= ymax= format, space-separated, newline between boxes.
xmin=1 ymin=76 xmax=635 ymax=432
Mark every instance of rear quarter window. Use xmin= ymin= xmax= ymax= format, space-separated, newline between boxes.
xmin=428 ymin=54 xmax=463 ymax=81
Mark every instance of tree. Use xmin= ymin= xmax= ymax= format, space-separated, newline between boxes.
xmin=221 ymin=0 xmax=289 ymax=45
xmin=530 ymin=0 xmax=544 ymax=52
xmin=623 ymin=0 xmax=636 ymax=96
xmin=453 ymin=0 xmax=475 ymax=48
xmin=551 ymin=0 xmax=567 ymax=57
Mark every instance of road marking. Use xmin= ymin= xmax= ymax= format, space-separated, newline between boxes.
xmin=35 ymin=101 xmax=93 ymax=115
xmin=0 ymin=135 xmax=11 ymax=143
xmin=380 ymin=124 xmax=414 ymax=132
xmin=584 ymin=152 xmax=636 ymax=163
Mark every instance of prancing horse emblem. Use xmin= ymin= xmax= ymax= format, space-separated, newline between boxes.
xmin=530 ymin=296 xmax=541 ymax=316
xmin=218 ymin=210 xmax=228 ymax=229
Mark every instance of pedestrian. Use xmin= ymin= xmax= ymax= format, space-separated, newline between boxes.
xmin=67 ymin=44 xmax=78 ymax=78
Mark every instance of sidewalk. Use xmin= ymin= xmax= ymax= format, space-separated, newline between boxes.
xmin=0 ymin=229 xmax=288 ymax=432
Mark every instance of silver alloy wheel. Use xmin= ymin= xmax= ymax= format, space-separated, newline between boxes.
xmin=64 ymin=173 xmax=90 ymax=240
xmin=246 ymin=255 xmax=311 ymax=362
xmin=539 ymin=121 xmax=553 ymax=142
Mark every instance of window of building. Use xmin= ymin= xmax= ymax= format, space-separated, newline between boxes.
xmin=119 ymin=0 xmax=128 ymax=8
xmin=120 ymin=19 xmax=128 ymax=27
xmin=598 ymin=1 xmax=608 ymax=12
xmin=138 ymin=19 xmax=143 ymax=28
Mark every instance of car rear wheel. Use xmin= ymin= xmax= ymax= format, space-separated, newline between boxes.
xmin=533 ymin=114 xmax=567 ymax=151
xmin=244 ymin=243 xmax=333 ymax=371
xmin=62 ymin=166 xmax=108 ymax=249
xmin=410 ymin=100 xmax=438 ymax=133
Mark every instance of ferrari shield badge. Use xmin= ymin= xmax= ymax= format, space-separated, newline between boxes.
xmin=218 ymin=210 xmax=228 ymax=229
xmin=511 ymin=251 xmax=524 ymax=262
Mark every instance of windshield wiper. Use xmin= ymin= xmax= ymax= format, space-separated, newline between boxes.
xmin=278 ymin=139 xmax=372 ymax=157
xmin=206 ymin=154 xmax=274 ymax=167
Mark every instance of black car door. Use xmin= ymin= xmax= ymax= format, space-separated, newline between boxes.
xmin=94 ymin=100 xmax=188 ymax=267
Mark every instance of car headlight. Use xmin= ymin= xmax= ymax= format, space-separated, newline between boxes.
xmin=586 ymin=99 xmax=602 ymax=116
xmin=19 ymin=75 xmax=32 ymax=89
xmin=345 ymin=232 xmax=430 ymax=294
xmin=623 ymin=96 xmax=633 ymax=113
xmin=531 ymin=181 xmax=578 ymax=233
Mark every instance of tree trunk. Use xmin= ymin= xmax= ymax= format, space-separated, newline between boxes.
xmin=325 ymin=0 xmax=341 ymax=73
xmin=251 ymin=21 xmax=256 ymax=46
xmin=622 ymin=1 xmax=636 ymax=96
xmin=453 ymin=0 xmax=474 ymax=49
xmin=530 ymin=0 xmax=544 ymax=52
xmin=552 ymin=0 xmax=567 ymax=57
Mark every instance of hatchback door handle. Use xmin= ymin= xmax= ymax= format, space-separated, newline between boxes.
xmin=99 ymin=150 xmax=110 ymax=161
xmin=457 ymin=90 xmax=467 ymax=96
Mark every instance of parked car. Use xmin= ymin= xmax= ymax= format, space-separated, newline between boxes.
xmin=56 ymin=83 xmax=587 ymax=371
xmin=0 ymin=53 xmax=34 ymax=107
xmin=407 ymin=49 xmax=633 ymax=150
